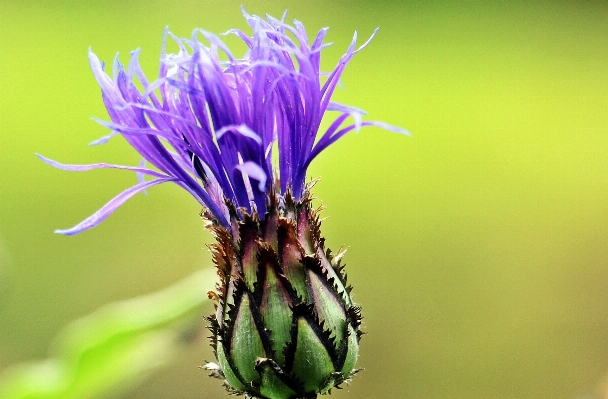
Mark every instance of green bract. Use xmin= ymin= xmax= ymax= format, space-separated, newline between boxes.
xmin=204 ymin=188 xmax=363 ymax=399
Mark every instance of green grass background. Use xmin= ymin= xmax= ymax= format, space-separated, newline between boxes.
xmin=1 ymin=1 xmax=608 ymax=398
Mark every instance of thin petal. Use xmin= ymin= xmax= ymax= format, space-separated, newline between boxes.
xmin=136 ymin=158 xmax=148 ymax=196
xmin=235 ymin=161 xmax=267 ymax=191
xmin=55 ymin=178 xmax=175 ymax=236
xmin=354 ymin=28 xmax=379 ymax=54
xmin=89 ymin=48 xmax=127 ymax=108
xmin=91 ymin=117 xmax=177 ymax=142
xmin=326 ymin=102 xmax=366 ymax=132
xmin=306 ymin=121 xmax=410 ymax=167
xmin=215 ymin=124 xmax=262 ymax=145
xmin=88 ymin=130 xmax=119 ymax=146
xmin=36 ymin=154 xmax=170 ymax=178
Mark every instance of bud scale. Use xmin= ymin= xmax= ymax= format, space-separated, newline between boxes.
xmin=204 ymin=187 xmax=363 ymax=399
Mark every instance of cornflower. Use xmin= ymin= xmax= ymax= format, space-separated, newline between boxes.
xmin=40 ymin=8 xmax=407 ymax=399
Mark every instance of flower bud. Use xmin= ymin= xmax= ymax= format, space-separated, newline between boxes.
xmin=46 ymin=8 xmax=405 ymax=398
xmin=204 ymin=189 xmax=363 ymax=398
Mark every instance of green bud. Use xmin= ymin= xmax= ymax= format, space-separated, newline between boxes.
xmin=203 ymin=189 xmax=363 ymax=399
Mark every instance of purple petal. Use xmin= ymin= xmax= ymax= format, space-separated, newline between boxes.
xmin=91 ymin=118 xmax=177 ymax=142
xmin=306 ymin=121 xmax=410 ymax=168
xmin=354 ymin=28 xmax=379 ymax=54
xmin=89 ymin=49 xmax=127 ymax=108
xmin=88 ymin=130 xmax=119 ymax=146
xmin=365 ymin=121 xmax=412 ymax=136
xmin=220 ymin=28 xmax=253 ymax=48
xmin=235 ymin=161 xmax=267 ymax=191
xmin=73 ymin=12 xmax=408 ymax=232
xmin=326 ymin=102 xmax=366 ymax=132
xmin=55 ymin=177 xmax=175 ymax=236
xmin=215 ymin=124 xmax=262 ymax=145
xmin=136 ymin=158 xmax=148 ymax=196
xmin=36 ymin=153 xmax=171 ymax=178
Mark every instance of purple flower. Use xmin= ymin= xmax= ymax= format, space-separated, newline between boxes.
xmin=40 ymin=8 xmax=407 ymax=235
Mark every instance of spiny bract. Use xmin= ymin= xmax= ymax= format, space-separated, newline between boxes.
xmin=203 ymin=185 xmax=362 ymax=398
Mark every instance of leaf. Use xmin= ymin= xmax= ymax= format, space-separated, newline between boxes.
xmin=0 ymin=268 xmax=217 ymax=399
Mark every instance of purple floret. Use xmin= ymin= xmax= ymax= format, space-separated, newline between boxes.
xmin=41 ymin=8 xmax=408 ymax=235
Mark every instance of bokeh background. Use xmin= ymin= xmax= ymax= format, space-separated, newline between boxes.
xmin=2 ymin=0 xmax=608 ymax=398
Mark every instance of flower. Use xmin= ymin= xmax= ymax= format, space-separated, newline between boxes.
xmin=38 ymin=7 xmax=407 ymax=235
xmin=40 ymin=8 xmax=407 ymax=399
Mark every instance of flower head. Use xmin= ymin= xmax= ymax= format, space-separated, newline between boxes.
xmin=40 ymin=8 xmax=407 ymax=235
xmin=41 ymin=9 xmax=408 ymax=398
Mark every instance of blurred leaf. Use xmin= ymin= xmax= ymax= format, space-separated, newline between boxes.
xmin=0 ymin=268 xmax=216 ymax=399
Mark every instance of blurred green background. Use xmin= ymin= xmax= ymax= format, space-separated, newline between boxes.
xmin=2 ymin=0 xmax=608 ymax=398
